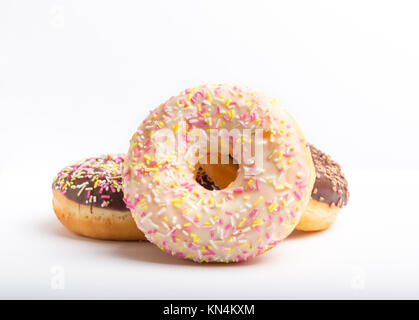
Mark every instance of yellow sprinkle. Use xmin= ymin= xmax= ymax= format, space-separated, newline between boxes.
xmin=252 ymin=219 xmax=263 ymax=227
xmin=225 ymin=248 xmax=234 ymax=253
xmin=186 ymin=253 xmax=197 ymax=259
xmin=268 ymin=203 xmax=278 ymax=212
xmin=227 ymin=236 xmax=234 ymax=242
xmin=253 ymin=196 xmax=263 ymax=206
xmin=183 ymin=222 xmax=191 ymax=227
xmin=243 ymin=195 xmax=250 ymax=200
xmin=238 ymin=218 xmax=246 ymax=228
xmin=140 ymin=205 xmax=148 ymax=210
xmin=163 ymin=216 xmax=168 ymax=222
xmin=206 ymin=91 xmax=212 ymax=101
xmin=203 ymin=221 xmax=212 ymax=226
xmin=195 ymin=214 xmax=200 ymax=220
xmin=277 ymin=151 xmax=284 ymax=161
xmin=225 ymin=98 xmax=231 ymax=107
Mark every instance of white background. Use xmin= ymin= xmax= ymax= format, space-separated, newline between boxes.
xmin=1 ymin=0 xmax=419 ymax=299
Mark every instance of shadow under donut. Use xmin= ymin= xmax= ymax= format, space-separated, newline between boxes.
xmin=40 ymin=217 xmax=270 ymax=267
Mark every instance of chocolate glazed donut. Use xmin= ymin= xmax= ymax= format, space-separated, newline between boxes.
xmin=52 ymin=155 xmax=145 ymax=240
xmin=296 ymin=145 xmax=349 ymax=231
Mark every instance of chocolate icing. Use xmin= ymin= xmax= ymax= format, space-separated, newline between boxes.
xmin=310 ymin=145 xmax=349 ymax=207
xmin=52 ymin=155 xmax=129 ymax=211
xmin=195 ymin=166 xmax=220 ymax=191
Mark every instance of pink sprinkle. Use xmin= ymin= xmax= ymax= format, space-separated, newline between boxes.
xmin=225 ymin=211 xmax=233 ymax=216
xmin=203 ymin=250 xmax=215 ymax=256
xmin=284 ymin=152 xmax=296 ymax=158
xmin=233 ymin=187 xmax=244 ymax=193
xmin=225 ymin=224 xmax=231 ymax=230
xmin=249 ymin=208 xmax=258 ymax=218
xmin=134 ymin=146 xmax=143 ymax=158
xmin=266 ymin=233 xmax=271 ymax=239
xmin=101 ymin=195 xmax=110 ymax=199
xmin=255 ymin=179 xmax=261 ymax=191
xmin=293 ymin=190 xmax=302 ymax=200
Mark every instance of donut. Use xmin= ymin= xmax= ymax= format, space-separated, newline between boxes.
xmin=123 ymin=84 xmax=315 ymax=262
xmin=199 ymin=145 xmax=350 ymax=231
xmin=296 ymin=145 xmax=349 ymax=231
xmin=52 ymin=154 xmax=145 ymax=241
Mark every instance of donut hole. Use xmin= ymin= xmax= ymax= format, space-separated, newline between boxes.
xmin=194 ymin=154 xmax=239 ymax=190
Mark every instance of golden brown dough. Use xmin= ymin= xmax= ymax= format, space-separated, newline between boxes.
xmin=52 ymin=190 xmax=145 ymax=241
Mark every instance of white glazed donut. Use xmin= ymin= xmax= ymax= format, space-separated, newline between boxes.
xmin=123 ymin=84 xmax=315 ymax=262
